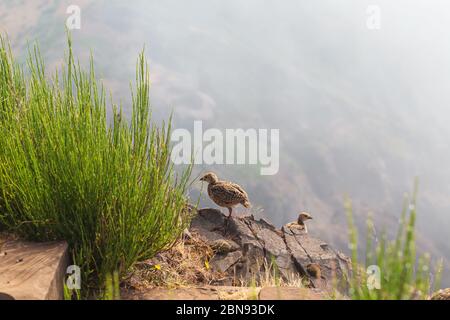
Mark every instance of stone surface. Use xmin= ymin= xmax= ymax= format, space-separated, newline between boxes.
xmin=122 ymin=286 xmax=260 ymax=300
xmin=259 ymin=287 xmax=326 ymax=300
xmin=122 ymin=285 xmax=329 ymax=300
xmin=210 ymin=250 xmax=243 ymax=273
xmin=283 ymin=224 xmax=351 ymax=291
xmin=210 ymin=239 xmax=240 ymax=254
xmin=190 ymin=208 xmax=351 ymax=292
xmin=0 ymin=240 xmax=69 ymax=300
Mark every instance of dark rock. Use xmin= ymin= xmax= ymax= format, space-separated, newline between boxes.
xmin=282 ymin=226 xmax=351 ymax=291
xmin=197 ymin=208 xmax=226 ymax=227
xmin=226 ymin=216 xmax=260 ymax=247
xmin=236 ymin=242 xmax=266 ymax=282
xmin=281 ymin=229 xmax=310 ymax=273
xmin=190 ymin=208 xmax=351 ymax=293
xmin=190 ymin=209 xmax=228 ymax=244
xmin=210 ymin=239 xmax=240 ymax=254
xmin=246 ymin=219 xmax=295 ymax=279
xmin=210 ymin=250 xmax=243 ymax=273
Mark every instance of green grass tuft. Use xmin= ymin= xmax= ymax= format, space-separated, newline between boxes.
xmin=345 ymin=181 xmax=442 ymax=300
xmin=0 ymin=33 xmax=193 ymax=298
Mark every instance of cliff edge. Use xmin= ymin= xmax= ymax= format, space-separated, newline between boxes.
xmin=190 ymin=208 xmax=351 ymax=292
xmin=124 ymin=208 xmax=352 ymax=299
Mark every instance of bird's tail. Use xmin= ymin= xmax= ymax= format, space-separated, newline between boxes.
xmin=242 ymin=200 xmax=251 ymax=208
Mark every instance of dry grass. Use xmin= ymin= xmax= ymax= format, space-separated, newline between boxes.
xmin=245 ymin=260 xmax=307 ymax=288
xmin=123 ymin=232 xmax=222 ymax=290
xmin=122 ymin=231 xmax=307 ymax=293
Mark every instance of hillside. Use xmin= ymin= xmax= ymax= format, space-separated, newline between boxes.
xmin=1 ymin=0 xmax=449 ymax=285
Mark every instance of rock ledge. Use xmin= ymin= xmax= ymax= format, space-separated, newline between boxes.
xmin=190 ymin=208 xmax=351 ymax=292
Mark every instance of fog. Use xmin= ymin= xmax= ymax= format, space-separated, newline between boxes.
xmin=1 ymin=0 xmax=449 ymax=284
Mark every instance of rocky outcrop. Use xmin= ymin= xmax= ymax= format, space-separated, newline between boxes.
xmin=190 ymin=208 xmax=351 ymax=293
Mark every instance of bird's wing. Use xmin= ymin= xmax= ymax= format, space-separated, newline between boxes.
xmin=229 ymin=183 xmax=249 ymax=199
xmin=210 ymin=182 xmax=247 ymax=203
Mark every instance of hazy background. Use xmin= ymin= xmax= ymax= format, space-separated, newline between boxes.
xmin=1 ymin=0 xmax=449 ymax=285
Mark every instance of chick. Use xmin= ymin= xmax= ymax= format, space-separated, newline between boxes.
xmin=306 ymin=263 xmax=322 ymax=279
xmin=297 ymin=212 xmax=313 ymax=233
xmin=284 ymin=212 xmax=313 ymax=234
xmin=200 ymin=172 xmax=251 ymax=218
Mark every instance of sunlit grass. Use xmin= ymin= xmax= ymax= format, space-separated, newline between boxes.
xmin=0 ymin=33 xmax=193 ymax=298
xmin=345 ymin=182 xmax=442 ymax=300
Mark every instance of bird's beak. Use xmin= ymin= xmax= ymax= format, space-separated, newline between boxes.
xmin=199 ymin=177 xmax=205 ymax=181
xmin=309 ymin=216 xmax=313 ymax=220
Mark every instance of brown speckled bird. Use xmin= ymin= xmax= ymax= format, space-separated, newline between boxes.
xmin=297 ymin=212 xmax=313 ymax=233
xmin=200 ymin=172 xmax=251 ymax=218
xmin=430 ymin=288 xmax=450 ymax=300
xmin=284 ymin=212 xmax=313 ymax=233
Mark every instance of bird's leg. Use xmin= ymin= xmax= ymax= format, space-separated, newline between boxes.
xmin=221 ymin=207 xmax=233 ymax=235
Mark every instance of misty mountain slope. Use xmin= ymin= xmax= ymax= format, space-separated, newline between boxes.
xmin=1 ymin=0 xmax=449 ymax=284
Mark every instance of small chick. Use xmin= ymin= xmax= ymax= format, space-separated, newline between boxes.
xmin=306 ymin=263 xmax=322 ymax=279
xmin=297 ymin=212 xmax=313 ymax=233
xmin=200 ymin=172 xmax=251 ymax=218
